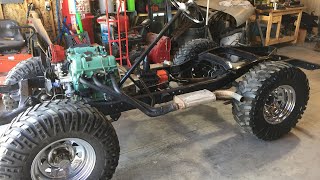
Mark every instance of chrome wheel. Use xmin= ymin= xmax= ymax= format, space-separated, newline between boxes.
xmin=31 ymin=138 xmax=96 ymax=180
xmin=263 ymin=85 xmax=296 ymax=125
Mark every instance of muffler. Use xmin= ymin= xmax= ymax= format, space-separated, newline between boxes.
xmin=174 ymin=89 xmax=216 ymax=109
xmin=174 ymin=89 xmax=244 ymax=109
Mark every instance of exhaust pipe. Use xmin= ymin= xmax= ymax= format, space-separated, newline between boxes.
xmin=82 ymin=74 xmax=244 ymax=115
xmin=80 ymin=75 xmax=178 ymax=117
xmin=214 ymin=90 xmax=244 ymax=102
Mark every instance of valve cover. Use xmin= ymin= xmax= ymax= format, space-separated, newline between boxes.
xmin=67 ymin=46 xmax=118 ymax=92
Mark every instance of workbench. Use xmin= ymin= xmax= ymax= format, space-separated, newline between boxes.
xmin=256 ymin=7 xmax=303 ymax=46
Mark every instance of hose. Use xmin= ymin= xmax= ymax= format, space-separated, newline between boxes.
xmin=109 ymin=74 xmax=121 ymax=94
xmin=80 ymin=77 xmax=118 ymax=98
xmin=114 ymin=74 xmax=177 ymax=116
xmin=108 ymin=74 xmax=156 ymax=111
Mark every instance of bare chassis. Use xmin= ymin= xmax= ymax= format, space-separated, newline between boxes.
xmin=0 ymin=10 xmax=319 ymax=124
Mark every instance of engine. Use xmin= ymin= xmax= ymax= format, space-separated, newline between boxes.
xmin=52 ymin=46 xmax=119 ymax=100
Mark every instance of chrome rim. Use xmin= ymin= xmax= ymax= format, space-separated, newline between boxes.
xmin=31 ymin=138 xmax=96 ymax=180
xmin=263 ymin=85 xmax=296 ymax=125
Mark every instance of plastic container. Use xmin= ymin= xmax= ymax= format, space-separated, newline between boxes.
xmin=116 ymin=0 xmax=126 ymax=12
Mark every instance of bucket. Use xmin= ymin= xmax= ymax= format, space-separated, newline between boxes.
xmin=100 ymin=24 xmax=114 ymax=44
xmin=116 ymin=0 xmax=126 ymax=12
xmin=97 ymin=16 xmax=115 ymax=44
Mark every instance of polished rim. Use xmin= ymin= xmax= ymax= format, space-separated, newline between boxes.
xmin=31 ymin=138 xmax=96 ymax=180
xmin=263 ymin=85 xmax=296 ymax=125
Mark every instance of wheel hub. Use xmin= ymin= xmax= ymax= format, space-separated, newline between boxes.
xmin=263 ymin=85 xmax=296 ymax=124
xmin=47 ymin=143 xmax=75 ymax=168
xmin=31 ymin=138 xmax=96 ymax=180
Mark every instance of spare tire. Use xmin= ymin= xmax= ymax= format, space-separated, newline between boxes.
xmin=173 ymin=39 xmax=217 ymax=66
xmin=173 ymin=38 xmax=218 ymax=78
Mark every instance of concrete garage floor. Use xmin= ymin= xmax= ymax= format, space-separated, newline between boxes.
xmin=0 ymin=44 xmax=320 ymax=180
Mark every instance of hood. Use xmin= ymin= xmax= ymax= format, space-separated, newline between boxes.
xmin=196 ymin=0 xmax=255 ymax=27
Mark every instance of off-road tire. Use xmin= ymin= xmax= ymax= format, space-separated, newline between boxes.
xmin=129 ymin=49 xmax=143 ymax=65
xmin=232 ymin=61 xmax=309 ymax=141
xmin=0 ymin=100 xmax=120 ymax=180
xmin=2 ymin=57 xmax=44 ymax=111
xmin=173 ymin=39 xmax=217 ymax=78
xmin=173 ymin=38 xmax=217 ymax=66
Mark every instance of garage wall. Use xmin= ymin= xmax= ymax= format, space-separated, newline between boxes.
xmin=0 ymin=0 xmax=58 ymax=40
xmin=301 ymin=0 xmax=320 ymax=15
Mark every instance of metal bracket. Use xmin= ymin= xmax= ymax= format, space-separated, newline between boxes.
xmin=0 ymin=84 xmax=19 ymax=94
xmin=18 ymin=77 xmax=46 ymax=107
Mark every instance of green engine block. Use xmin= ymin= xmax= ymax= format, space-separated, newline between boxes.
xmin=67 ymin=46 xmax=118 ymax=96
